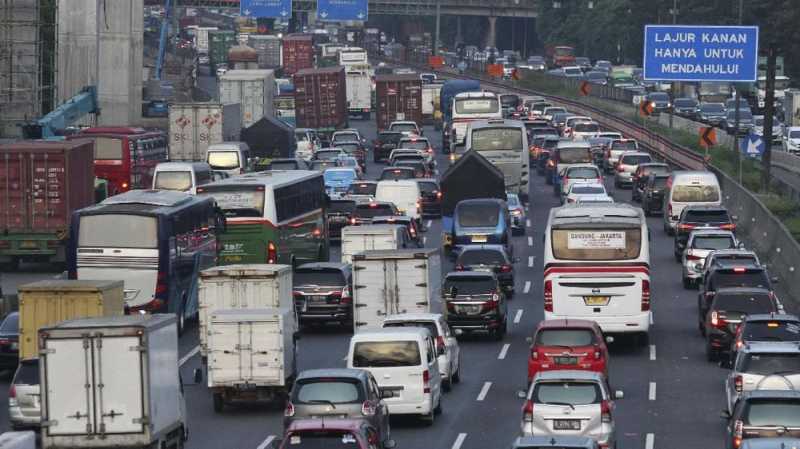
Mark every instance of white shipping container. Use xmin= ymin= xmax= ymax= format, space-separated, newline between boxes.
xmin=352 ymin=248 xmax=441 ymax=332
xmin=341 ymin=225 xmax=406 ymax=265
xmin=194 ymin=27 xmax=218 ymax=53
xmin=346 ymin=70 xmax=372 ymax=118
xmin=219 ymin=69 xmax=276 ymax=128
xmin=198 ymin=264 xmax=292 ymax=358
xmin=168 ymin=102 xmax=242 ymax=161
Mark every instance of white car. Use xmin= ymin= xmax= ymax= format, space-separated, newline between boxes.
xmin=382 ymin=313 xmax=462 ymax=390
xmin=560 ymin=164 xmax=603 ymax=201
xmin=565 ymin=182 xmax=612 ymax=204
xmin=389 ymin=120 xmax=422 ymax=137
xmin=784 ymin=126 xmax=800 ymax=154
xmin=681 ymin=229 xmax=739 ymax=289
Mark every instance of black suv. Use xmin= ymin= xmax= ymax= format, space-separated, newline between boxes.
xmin=442 ymin=271 xmax=508 ymax=340
xmin=674 ymin=205 xmax=736 ymax=262
xmin=351 ymin=201 xmax=399 ymax=225
xmin=327 ymin=199 xmax=356 ymax=242
xmin=373 ymin=131 xmax=404 ymax=162
xmin=631 ymin=162 xmax=670 ymax=201
xmin=698 ymin=262 xmax=778 ymax=327
xmin=417 ymin=179 xmax=442 ymax=217
xmin=455 ymin=245 xmax=516 ymax=298
xmin=641 ymin=173 xmax=670 ymax=216
xmin=293 ymin=263 xmax=353 ymax=328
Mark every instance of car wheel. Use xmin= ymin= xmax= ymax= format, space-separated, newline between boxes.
xmin=682 ymin=277 xmax=693 ymax=290
xmin=177 ymin=295 xmax=187 ymax=336
xmin=421 ymin=409 xmax=435 ymax=426
xmin=706 ymin=341 xmax=719 ymax=362
xmin=212 ymin=393 xmax=224 ymax=413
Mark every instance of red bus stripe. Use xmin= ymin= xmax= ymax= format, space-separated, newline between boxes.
xmin=544 ymin=266 xmax=650 ymax=276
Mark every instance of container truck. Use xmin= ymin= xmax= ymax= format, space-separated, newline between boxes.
xmin=346 ymin=69 xmax=373 ymax=120
xmin=205 ymin=308 xmax=297 ymax=412
xmin=375 ymin=74 xmax=423 ymax=131
xmin=247 ymin=35 xmax=282 ymax=69
xmin=219 ymin=69 xmax=275 ymax=129
xmin=341 ymin=225 xmax=408 ymax=265
xmin=422 ymin=82 xmax=443 ymax=125
xmin=168 ymin=102 xmax=242 ymax=161
xmin=209 ymin=30 xmax=236 ymax=71
xmin=0 ymin=140 xmax=95 ymax=269
xmin=293 ymin=67 xmax=348 ymax=142
xmin=282 ymin=34 xmax=314 ymax=76
xmin=352 ymin=249 xmax=440 ymax=332
xmin=39 ymin=315 xmax=188 ymax=449
xmin=197 ymin=264 xmax=292 ymax=359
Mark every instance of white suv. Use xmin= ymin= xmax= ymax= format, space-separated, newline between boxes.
xmin=8 ymin=359 xmax=41 ymax=429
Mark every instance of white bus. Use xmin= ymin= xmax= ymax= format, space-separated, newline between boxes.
xmin=449 ymin=91 xmax=502 ymax=153
xmin=465 ymin=119 xmax=530 ymax=201
xmin=543 ymin=203 xmax=651 ymax=344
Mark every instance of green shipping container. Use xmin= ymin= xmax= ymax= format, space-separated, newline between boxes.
xmin=209 ymin=30 xmax=236 ymax=70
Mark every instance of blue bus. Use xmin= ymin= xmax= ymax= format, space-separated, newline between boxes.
xmin=67 ymin=190 xmax=223 ymax=334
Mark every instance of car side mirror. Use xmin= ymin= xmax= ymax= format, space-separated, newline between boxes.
xmin=193 ymin=368 xmax=203 ymax=384
xmin=517 ymin=390 xmax=528 ymax=399
xmin=614 ymin=390 xmax=624 ymax=400
xmin=720 ymin=410 xmax=732 ymax=420
xmin=695 ymin=263 xmax=703 ymax=271
xmin=380 ymin=389 xmax=396 ymax=399
xmin=605 ymin=336 xmax=615 ymax=344
xmin=525 ymin=336 xmax=533 ymax=344
xmin=384 ymin=439 xmax=397 ymax=449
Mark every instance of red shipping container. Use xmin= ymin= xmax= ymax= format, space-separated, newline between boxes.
xmin=375 ymin=74 xmax=423 ymax=131
xmin=282 ymin=33 xmax=314 ymax=76
xmin=293 ymin=67 xmax=348 ymax=130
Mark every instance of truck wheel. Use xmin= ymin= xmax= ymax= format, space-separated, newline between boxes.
xmin=212 ymin=393 xmax=224 ymax=413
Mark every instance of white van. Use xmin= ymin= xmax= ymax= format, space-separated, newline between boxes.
xmin=340 ymin=224 xmax=409 ymax=265
xmin=206 ymin=141 xmax=251 ymax=177
xmin=294 ymin=128 xmax=320 ymax=161
xmin=663 ymin=171 xmax=722 ymax=235
xmin=347 ymin=328 xmax=443 ymax=424
xmin=375 ymin=180 xmax=422 ymax=224
xmin=152 ymin=162 xmax=213 ymax=195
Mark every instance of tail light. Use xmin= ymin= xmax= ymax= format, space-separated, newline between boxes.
xmin=547 ymin=159 xmax=555 ymax=168
xmin=601 ymin=400 xmax=612 ymax=423
xmin=686 ymin=253 xmax=702 ymax=261
xmin=720 ymin=223 xmax=736 ymax=230
xmin=733 ymin=420 xmax=743 ymax=448
xmin=340 ymin=286 xmax=353 ymax=304
xmin=350 ymin=217 xmax=357 ymax=225
xmin=711 ymin=311 xmax=727 ymax=328
xmin=455 ymin=264 xmax=465 ymax=271
xmin=641 ymin=280 xmax=651 ymax=312
xmin=155 ymin=271 xmax=168 ymax=297
xmin=483 ymin=293 xmax=501 ymax=312
xmin=668 ymin=203 xmax=673 ymax=218
xmin=500 ymin=264 xmax=513 ymax=273
xmin=544 ymin=280 xmax=553 ymax=312
xmin=734 ymin=375 xmax=743 ymax=392
xmin=436 ymin=336 xmax=446 ymax=354
xmin=446 ymin=301 xmax=455 ymax=312
xmin=594 ymin=349 xmax=601 ymax=360
xmin=362 ymin=401 xmax=377 ymax=416
xmin=531 ymin=347 xmax=540 ymax=360
xmin=436 ymin=191 xmax=442 ymax=199
xmin=616 ymin=164 xmax=624 ymax=173
xmin=522 ymin=400 xmax=534 ymax=422
xmin=284 ymin=401 xmax=295 ymax=417
xmin=8 ymin=385 xmax=16 ymax=400
xmin=422 ymin=369 xmax=431 ymax=393
xmin=267 ymin=241 xmax=277 ymax=264
xmin=293 ymin=291 xmax=303 ymax=300
xmin=678 ymin=223 xmax=696 ymax=232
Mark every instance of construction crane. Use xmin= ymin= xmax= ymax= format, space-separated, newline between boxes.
xmin=21 ymin=86 xmax=99 ymax=139
xmin=154 ymin=0 xmax=174 ymax=80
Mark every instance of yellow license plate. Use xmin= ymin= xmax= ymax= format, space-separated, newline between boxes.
xmin=19 ymin=240 xmax=38 ymax=249
xmin=584 ymin=296 xmax=610 ymax=306
xmin=471 ymin=235 xmax=488 ymax=243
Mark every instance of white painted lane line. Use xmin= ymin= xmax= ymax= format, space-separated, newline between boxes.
xmin=514 ymin=309 xmax=523 ymax=324
xmin=527 ymin=236 xmax=533 ymax=246
xmin=526 ymin=219 xmax=531 ymax=228
xmin=179 ymin=345 xmax=200 ymax=367
xmin=528 ymin=256 xmax=534 ymax=267
xmin=426 ymin=220 xmax=432 ymax=228
xmin=476 ymin=382 xmax=492 ymax=401
xmin=498 ymin=343 xmax=510 ymax=360
xmin=257 ymin=435 xmax=276 ymax=449
xmin=645 ymin=433 xmax=655 ymax=449
xmin=650 ymin=345 xmax=656 ymax=361
xmin=451 ymin=433 xmax=467 ymax=449
xmin=649 ymin=382 xmax=656 ymax=401
xmin=523 ymin=281 xmax=531 ymax=294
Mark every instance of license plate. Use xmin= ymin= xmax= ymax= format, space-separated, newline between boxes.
xmin=458 ymin=305 xmax=481 ymax=315
xmin=19 ymin=240 xmax=38 ymax=249
xmin=555 ymin=357 xmax=578 ymax=365
xmin=553 ymin=419 xmax=581 ymax=430
xmin=471 ymin=235 xmax=488 ymax=243
xmin=584 ymin=296 xmax=610 ymax=306
xmin=310 ymin=295 xmax=327 ymax=303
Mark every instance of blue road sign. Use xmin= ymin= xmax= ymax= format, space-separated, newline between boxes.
xmin=317 ymin=0 xmax=368 ymax=22
xmin=240 ymin=0 xmax=292 ymax=19
xmin=643 ymin=25 xmax=759 ymax=82
xmin=740 ymin=132 xmax=766 ymax=158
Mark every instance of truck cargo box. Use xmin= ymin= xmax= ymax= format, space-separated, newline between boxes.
xmin=293 ymin=67 xmax=348 ymax=131
xmin=219 ymin=69 xmax=275 ymax=129
xmin=168 ymin=102 xmax=242 ymax=161
xmin=341 ymin=225 xmax=406 ymax=265
xmin=282 ymin=34 xmax=314 ymax=76
xmin=375 ymin=74 xmax=423 ymax=131
xmin=248 ymin=35 xmax=282 ymax=69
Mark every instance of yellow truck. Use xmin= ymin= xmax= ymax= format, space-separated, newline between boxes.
xmin=18 ymin=280 xmax=125 ymax=360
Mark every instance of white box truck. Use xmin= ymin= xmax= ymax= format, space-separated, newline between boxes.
xmin=206 ymin=308 xmax=297 ymax=412
xmin=168 ymin=102 xmax=242 ymax=161
xmin=352 ymin=248 xmax=441 ymax=332
xmin=39 ymin=315 xmax=187 ymax=449
xmin=198 ymin=264 xmax=292 ymax=359
xmin=218 ymin=69 xmax=276 ymax=129
xmin=341 ymin=225 xmax=408 ymax=265
xmin=346 ymin=70 xmax=372 ymax=120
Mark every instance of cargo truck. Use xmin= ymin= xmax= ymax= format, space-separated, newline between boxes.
xmin=375 ymin=74 xmax=423 ymax=131
xmin=39 ymin=315 xmax=188 ymax=449
xmin=440 ymin=80 xmax=480 ymax=152
xmin=338 ymin=47 xmax=368 ymax=70
xmin=0 ymin=141 xmax=95 ymax=269
xmin=346 ymin=69 xmax=373 ymax=120
xmin=219 ymin=69 xmax=275 ymax=129
xmin=293 ymin=67 xmax=348 ymax=143
xmin=352 ymin=249 xmax=440 ymax=332
xmin=282 ymin=34 xmax=314 ymax=76
xmin=422 ymin=82 xmax=443 ymax=125
xmin=205 ymin=308 xmax=297 ymax=412
xmin=248 ymin=35 xmax=282 ymax=69
xmin=341 ymin=225 xmax=408 ymax=265
xmin=168 ymin=102 xmax=242 ymax=161
xmin=198 ymin=264 xmax=292 ymax=359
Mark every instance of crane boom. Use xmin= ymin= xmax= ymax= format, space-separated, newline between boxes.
xmin=21 ymin=86 xmax=99 ymax=139
xmin=154 ymin=0 xmax=174 ymax=80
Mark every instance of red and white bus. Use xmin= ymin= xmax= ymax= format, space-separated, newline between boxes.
xmin=70 ymin=127 xmax=168 ymax=195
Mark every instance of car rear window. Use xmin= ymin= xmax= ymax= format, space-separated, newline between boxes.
xmin=710 ymin=271 xmax=770 ymax=290
xmin=642 ymin=166 xmax=670 ymax=176
xmin=399 ymin=140 xmax=428 ymax=150
xmin=551 ymin=228 xmax=642 ymax=260
xmin=571 ymin=185 xmax=605 ymax=195
xmin=293 ymin=378 xmax=364 ymax=404
xmin=620 ymin=155 xmax=652 ymax=165
xmin=333 ymin=133 xmax=359 ymax=143
xmin=329 ymin=201 xmax=356 ymax=215
xmin=692 ymin=235 xmax=735 ymax=250
xmin=294 ymin=269 xmax=346 ymax=287
xmin=672 ymin=185 xmax=720 ymax=202
xmin=390 ymin=123 xmax=418 ymax=133
xmin=347 ymin=183 xmax=377 ymax=195
xmin=384 ymin=321 xmax=439 ymax=337
xmin=335 ymin=143 xmax=361 ymax=153
xmin=417 ymin=181 xmax=438 ymax=195
xmin=566 ymin=167 xmax=599 ymax=179
xmin=557 ymin=148 xmax=592 ymax=164
xmin=684 ymin=209 xmax=730 ymax=223
xmin=740 ymin=353 xmax=800 ymax=375
xmin=533 ymin=382 xmax=601 ymax=405
xmin=354 ymin=204 xmax=396 ymax=218
xmin=0 ymin=313 xmax=18 ymax=333
xmin=612 ymin=141 xmax=637 ymax=151
xmin=380 ymin=169 xmax=414 ymax=180
xmin=443 ymin=276 xmax=496 ymax=296
xmin=286 ymin=431 xmax=362 ymax=448
xmin=743 ymin=321 xmax=800 ymax=342
xmin=457 ymin=249 xmax=507 ymax=266
xmin=14 ymin=359 xmax=39 ymax=385
xmin=352 ymin=341 xmax=421 ymax=367
xmin=744 ymin=400 xmax=800 ymax=427
xmin=379 ymin=133 xmax=403 ymax=144
xmin=574 ymin=123 xmax=599 ymax=133
xmin=651 ymin=177 xmax=669 ymax=189
xmin=457 ymin=203 xmax=500 ymax=227
xmin=712 ymin=292 xmax=774 ymax=314
xmin=536 ymin=329 xmax=595 ymax=346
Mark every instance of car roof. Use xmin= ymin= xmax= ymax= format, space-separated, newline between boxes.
xmin=458 ymin=244 xmax=508 ymax=254
xmin=296 ymin=368 xmax=370 ymax=382
xmin=744 ymin=313 xmax=800 ymax=323
xmin=383 ymin=313 xmax=444 ymax=323
xmin=381 ymin=166 xmax=415 ymax=172
xmin=556 ymin=141 xmax=591 ymax=149
xmin=740 ymin=439 xmax=800 ymax=449
xmin=619 ymin=151 xmax=651 ymax=158
xmin=565 ymin=163 xmax=600 ymax=170
xmin=713 ymin=286 xmax=772 ymax=296
xmin=682 ymin=204 xmax=728 ymax=212
xmin=688 ymin=229 xmax=735 ymax=238
xmin=533 ymin=370 xmax=605 ymax=382
xmin=638 ymin=162 xmax=669 ymax=168
xmin=296 ymin=262 xmax=350 ymax=272
xmin=537 ymin=319 xmax=599 ymax=330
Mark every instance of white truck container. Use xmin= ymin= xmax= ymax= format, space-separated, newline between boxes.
xmin=422 ymin=82 xmax=443 ymax=124
xmin=346 ymin=70 xmax=373 ymax=120
xmin=338 ymin=47 xmax=368 ymax=70
xmin=39 ymin=315 xmax=186 ymax=449
xmin=341 ymin=225 xmax=407 ymax=265
xmin=352 ymin=248 xmax=441 ymax=333
xmin=168 ymin=102 xmax=242 ymax=161
xmin=218 ymin=69 xmax=276 ymax=129
xmin=206 ymin=308 xmax=297 ymax=412
xmin=198 ymin=264 xmax=292 ymax=358
xmin=194 ymin=26 xmax=218 ymax=53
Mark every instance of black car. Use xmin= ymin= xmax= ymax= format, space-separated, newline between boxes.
xmin=370 ymin=215 xmax=423 ymax=247
xmin=698 ymin=263 xmax=778 ymax=325
xmin=327 ymin=199 xmax=356 ymax=242
xmin=500 ymin=94 xmax=521 ymax=118
xmin=417 ymin=179 xmax=442 ymax=217
xmin=379 ymin=166 xmax=416 ymax=181
xmin=720 ymin=109 xmax=755 ymax=136
xmin=442 ymin=271 xmax=507 ymax=340
xmin=645 ymin=92 xmax=671 ymax=114
xmin=392 ymin=160 xmax=429 ymax=178
xmin=0 ymin=312 xmax=19 ymax=371
xmin=373 ymin=131 xmax=404 ymax=162
xmin=261 ymin=158 xmax=307 ymax=171
xmin=641 ymin=173 xmax=670 ymax=216
xmin=673 ymin=97 xmax=699 ymax=119
xmin=631 ymin=162 xmax=670 ymax=202
xmin=674 ymin=205 xmax=736 ymax=261
xmin=697 ymin=102 xmax=727 ymax=126
xmin=351 ymin=201 xmax=399 ymax=225
xmin=455 ymin=245 xmax=515 ymax=298
xmin=293 ymin=263 xmax=353 ymax=328
xmin=700 ymin=287 xmax=780 ymax=361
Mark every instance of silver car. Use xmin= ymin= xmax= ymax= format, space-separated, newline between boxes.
xmin=8 ymin=359 xmax=40 ymax=429
xmin=613 ymin=152 xmax=652 ymax=188
xmin=682 ymin=229 xmax=739 ymax=289
xmin=520 ymin=370 xmax=622 ymax=448
xmin=724 ymin=342 xmax=800 ymax=415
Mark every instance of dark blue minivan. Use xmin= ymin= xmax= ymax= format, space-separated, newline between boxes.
xmin=452 ymin=199 xmax=512 ymax=256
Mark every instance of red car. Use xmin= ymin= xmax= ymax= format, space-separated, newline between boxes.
xmin=278 ymin=418 xmax=395 ymax=449
xmin=527 ymin=319 xmax=611 ymax=385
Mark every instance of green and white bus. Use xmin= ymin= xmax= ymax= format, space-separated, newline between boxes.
xmin=197 ymin=170 xmax=329 ymax=266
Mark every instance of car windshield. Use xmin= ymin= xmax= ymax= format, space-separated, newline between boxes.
xmin=571 ymin=185 xmax=605 ymax=195
xmin=286 ymin=431 xmax=362 ymax=448
xmin=390 ymin=123 xmax=418 ymax=133
xmin=674 ymin=99 xmax=697 ymax=107
xmin=672 ymin=185 xmax=720 ymax=202
xmin=536 ymin=329 xmax=595 ymax=346
xmin=352 ymin=341 xmax=421 ymax=367
xmin=418 ymin=181 xmax=438 ymax=195
xmin=692 ymin=235 xmax=735 ymax=250
xmin=470 ymin=128 xmax=523 ymax=151
xmin=574 ymin=123 xmax=599 ymax=133
xmin=457 ymin=249 xmax=506 ymax=266
xmin=552 ymin=228 xmax=642 ymax=260
xmin=744 ymin=400 xmax=800 ymax=427
xmin=154 ymin=171 xmax=193 ymax=191
xmin=455 ymin=98 xmax=499 ymax=114
xmin=740 ymin=353 xmax=800 ymax=375
xmin=294 ymin=269 xmax=346 ymax=287
xmin=533 ymin=382 xmax=601 ymax=405
xmin=702 ymin=103 xmax=725 ymax=113
xmin=566 ymin=167 xmax=599 ymax=179
xmin=711 ymin=271 xmax=770 ymax=289
xmin=558 ymin=148 xmax=592 ymax=164
xmin=0 ymin=313 xmax=17 ymax=333
xmin=13 ymin=359 xmax=39 ymax=385
xmin=355 ymin=204 xmax=395 ymax=218
xmin=335 ymin=144 xmax=361 ymax=153
xmin=457 ymin=203 xmax=500 ymax=227
xmin=347 ymin=183 xmax=376 ymax=195
xmin=649 ymin=93 xmax=669 ymax=101
xmin=444 ymin=277 xmax=496 ymax=296
xmin=294 ymin=379 xmax=363 ymax=404
xmin=384 ymin=321 xmax=439 ymax=337
xmin=744 ymin=321 xmax=800 ymax=342
xmin=333 ymin=133 xmax=358 ymax=143
xmin=620 ymin=155 xmax=651 ymax=165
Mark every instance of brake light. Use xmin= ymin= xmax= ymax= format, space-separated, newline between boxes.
xmin=284 ymin=401 xmax=295 ymax=417
xmin=711 ymin=310 xmax=727 ymax=328
xmin=734 ymin=375 xmax=743 ymax=392
xmin=436 ymin=191 xmax=442 ymax=199
xmin=616 ymin=164 xmax=624 ymax=173
xmin=362 ymin=400 xmax=377 ymax=416
xmin=733 ymin=420 xmax=743 ymax=448
xmin=668 ymin=203 xmax=673 ymax=218
xmin=446 ymin=301 xmax=455 ymax=312
xmin=601 ymin=400 xmax=612 ymax=423
xmin=531 ymin=346 xmax=540 ymax=360
xmin=8 ymin=385 xmax=15 ymax=399
xmin=422 ymin=369 xmax=431 ymax=393
xmin=641 ymin=279 xmax=650 ymax=312
xmin=733 ymin=267 xmax=746 ymax=273
xmin=678 ymin=223 xmax=696 ymax=231
xmin=522 ymin=400 xmax=534 ymax=422
xmin=720 ymin=223 xmax=736 ymax=230
xmin=687 ymin=253 xmax=702 ymax=261
xmin=340 ymin=286 xmax=352 ymax=304
xmin=500 ymin=264 xmax=513 ymax=273
xmin=483 ymin=293 xmax=501 ymax=312
xmin=544 ymin=280 xmax=553 ymax=312
xmin=455 ymin=264 xmax=465 ymax=271
xmin=267 ymin=241 xmax=277 ymax=264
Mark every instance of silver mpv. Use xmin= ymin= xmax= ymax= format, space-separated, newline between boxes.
xmin=724 ymin=342 xmax=800 ymax=415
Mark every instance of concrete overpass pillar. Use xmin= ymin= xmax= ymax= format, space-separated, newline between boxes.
xmin=486 ymin=16 xmax=497 ymax=49
xmin=455 ymin=16 xmax=462 ymax=46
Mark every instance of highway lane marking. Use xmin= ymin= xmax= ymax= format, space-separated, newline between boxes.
xmin=179 ymin=345 xmax=200 ymax=367
xmin=527 ymin=236 xmax=533 ymax=246
xmin=645 ymin=433 xmax=655 ymax=449
xmin=423 ymin=236 xmax=427 ymax=245
xmin=650 ymin=345 xmax=656 ymax=361
xmin=649 ymin=382 xmax=656 ymax=401
xmin=476 ymin=381 xmax=492 ymax=401
xmin=528 ymin=256 xmax=534 ymax=267
xmin=451 ymin=433 xmax=467 ymax=449
xmin=498 ymin=343 xmax=510 ymax=360
xmin=514 ymin=309 xmax=523 ymax=324
xmin=526 ymin=219 xmax=531 ymax=228
xmin=523 ymin=281 xmax=531 ymax=294
xmin=257 ymin=435 xmax=276 ymax=449
xmin=426 ymin=220 xmax=432 ymax=228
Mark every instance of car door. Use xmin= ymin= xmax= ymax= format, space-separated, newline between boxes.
xmin=426 ymin=337 xmax=442 ymax=403
xmin=369 ymin=376 xmax=390 ymax=436
xmin=441 ymin=319 xmax=459 ymax=373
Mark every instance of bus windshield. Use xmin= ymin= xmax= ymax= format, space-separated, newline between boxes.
xmin=202 ymin=188 xmax=265 ymax=218
xmin=207 ymin=151 xmax=240 ymax=170
xmin=154 ymin=171 xmax=192 ymax=191
xmin=79 ymin=215 xmax=158 ymax=248
xmin=455 ymin=98 xmax=499 ymax=114
xmin=552 ymin=228 xmax=642 ymax=260
xmin=470 ymin=128 xmax=522 ymax=151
